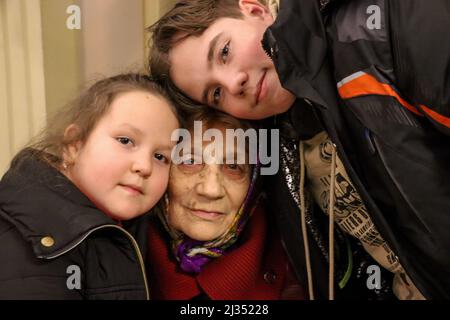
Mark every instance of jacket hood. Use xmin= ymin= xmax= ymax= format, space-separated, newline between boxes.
xmin=0 ymin=151 xmax=115 ymax=259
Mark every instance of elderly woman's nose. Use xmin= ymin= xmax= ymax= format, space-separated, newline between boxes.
xmin=195 ymin=166 xmax=225 ymax=199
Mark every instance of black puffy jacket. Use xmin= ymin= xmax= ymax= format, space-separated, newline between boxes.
xmin=0 ymin=153 xmax=149 ymax=299
xmin=263 ymin=0 xmax=450 ymax=299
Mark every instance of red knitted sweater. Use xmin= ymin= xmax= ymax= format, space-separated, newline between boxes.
xmin=146 ymin=206 xmax=305 ymax=300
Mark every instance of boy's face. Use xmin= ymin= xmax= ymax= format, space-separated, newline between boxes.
xmin=169 ymin=1 xmax=295 ymax=120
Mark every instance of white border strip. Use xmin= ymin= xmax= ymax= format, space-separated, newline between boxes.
xmin=337 ymin=71 xmax=366 ymax=88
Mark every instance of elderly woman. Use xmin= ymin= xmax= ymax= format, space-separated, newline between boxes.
xmin=146 ymin=109 xmax=304 ymax=300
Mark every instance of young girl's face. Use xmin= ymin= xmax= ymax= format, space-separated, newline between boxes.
xmin=65 ymin=90 xmax=179 ymax=221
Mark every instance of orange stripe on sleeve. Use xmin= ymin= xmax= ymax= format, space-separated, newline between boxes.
xmin=338 ymin=73 xmax=423 ymax=116
xmin=419 ymin=104 xmax=450 ymax=128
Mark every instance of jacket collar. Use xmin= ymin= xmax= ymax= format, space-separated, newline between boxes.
xmin=0 ymin=152 xmax=116 ymax=259
xmin=263 ymin=0 xmax=332 ymax=108
xmin=275 ymin=99 xmax=324 ymax=140
xmin=269 ymin=0 xmax=336 ymax=19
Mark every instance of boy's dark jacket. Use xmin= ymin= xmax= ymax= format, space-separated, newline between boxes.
xmin=263 ymin=0 xmax=450 ymax=299
xmin=0 ymin=153 xmax=149 ymax=299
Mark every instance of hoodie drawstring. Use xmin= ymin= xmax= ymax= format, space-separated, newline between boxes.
xmin=299 ymin=140 xmax=337 ymax=300
xmin=299 ymin=141 xmax=315 ymax=300
xmin=328 ymin=143 xmax=337 ymax=300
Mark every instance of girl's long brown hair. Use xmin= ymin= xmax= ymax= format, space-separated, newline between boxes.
xmin=10 ymin=73 xmax=180 ymax=170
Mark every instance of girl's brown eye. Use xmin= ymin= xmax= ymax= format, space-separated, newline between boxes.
xmin=154 ymin=153 xmax=168 ymax=164
xmin=116 ymin=137 xmax=134 ymax=146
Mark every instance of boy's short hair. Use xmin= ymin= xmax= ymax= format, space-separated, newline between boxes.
xmin=147 ymin=0 xmax=266 ymax=116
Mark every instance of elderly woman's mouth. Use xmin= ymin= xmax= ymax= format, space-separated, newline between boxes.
xmin=189 ymin=209 xmax=225 ymax=220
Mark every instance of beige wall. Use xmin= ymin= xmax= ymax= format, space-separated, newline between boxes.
xmin=80 ymin=0 xmax=145 ymax=82
xmin=80 ymin=0 xmax=178 ymax=81
xmin=40 ymin=0 xmax=82 ymax=119
xmin=0 ymin=0 xmax=177 ymax=176
xmin=0 ymin=0 xmax=47 ymax=175
xmin=144 ymin=0 xmax=178 ymax=67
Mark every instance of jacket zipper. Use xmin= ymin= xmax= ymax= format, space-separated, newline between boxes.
xmin=40 ymin=224 xmax=150 ymax=300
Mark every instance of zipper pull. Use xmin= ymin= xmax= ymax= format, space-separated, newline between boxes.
xmin=261 ymin=29 xmax=278 ymax=61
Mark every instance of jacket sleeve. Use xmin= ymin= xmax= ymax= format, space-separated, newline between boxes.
xmin=389 ymin=0 xmax=450 ymax=135
xmin=0 ymin=217 xmax=83 ymax=299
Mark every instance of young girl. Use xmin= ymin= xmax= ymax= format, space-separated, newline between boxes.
xmin=0 ymin=74 xmax=180 ymax=299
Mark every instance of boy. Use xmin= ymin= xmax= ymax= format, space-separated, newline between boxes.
xmin=148 ymin=0 xmax=450 ymax=299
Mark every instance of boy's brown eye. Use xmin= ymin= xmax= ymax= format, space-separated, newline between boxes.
xmin=213 ymin=87 xmax=222 ymax=105
xmin=221 ymin=42 xmax=230 ymax=62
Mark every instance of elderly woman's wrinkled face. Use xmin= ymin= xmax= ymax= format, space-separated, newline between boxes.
xmin=167 ymin=125 xmax=251 ymax=241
